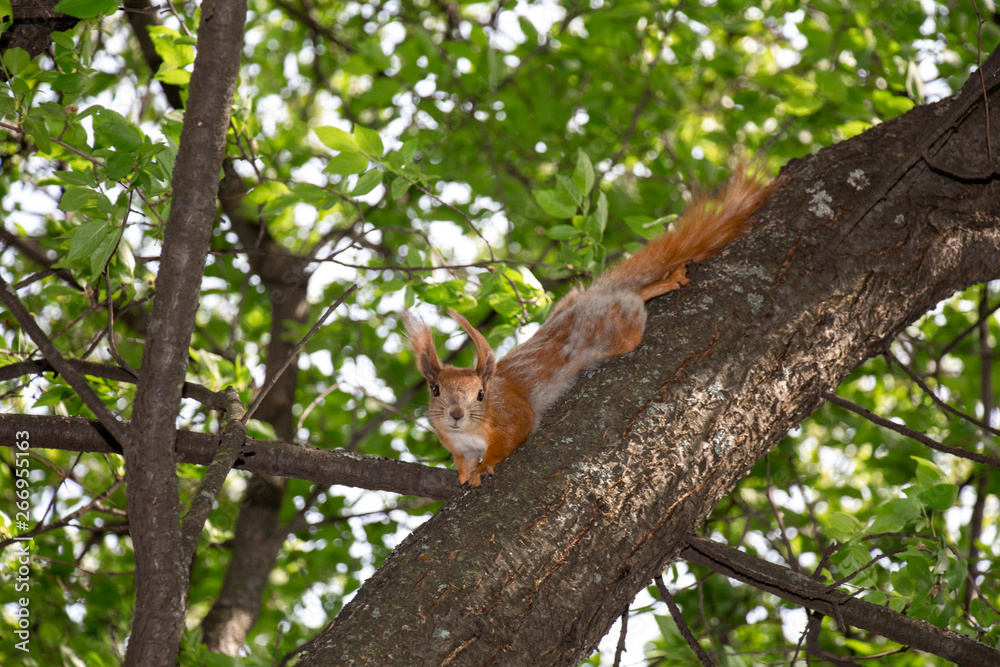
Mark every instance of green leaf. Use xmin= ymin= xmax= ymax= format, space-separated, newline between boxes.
xmin=918 ymin=483 xmax=958 ymax=511
xmin=398 ymin=140 xmax=418 ymax=164
xmin=862 ymin=591 xmax=887 ymax=605
xmin=545 ymin=225 xmax=580 ymax=240
xmin=92 ymin=108 xmax=143 ymax=152
xmin=354 ymin=125 xmax=384 ymax=156
xmin=351 ymin=169 xmax=383 ymax=197
xmin=625 ymin=214 xmax=671 ymax=239
xmin=90 ymin=227 xmax=120 ymax=276
xmin=244 ymin=180 xmax=291 ymax=209
xmin=825 ymin=512 xmax=860 ymax=542
xmin=911 ymin=456 xmax=943 ymax=487
xmin=2 ymin=47 xmax=29 ymax=76
xmin=147 ymin=26 xmax=194 ymax=68
xmin=66 ymin=219 xmax=116 ymax=262
xmin=23 ymin=117 xmax=51 ymax=154
xmin=155 ymin=67 xmax=191 ymax=86
xmin=573 ymin=149 xmax=594 ymax=195
xmin=390 ymin=176 xmax=410 ymax=199
xmin=51 ymin=72 xmax=86 ymax=94
xmin=59 ymin=186 xmax=97 ymax=212
xmin=534 ymin=188 xmax=578 ymax=219
xmin=104 ymin=150 xmax=134 ymax=180
xmin=50 ymin=31 xmax=76 ymax=51
xmin=53 ymin=0 xmax=118 ymax=19
xmin=555 ymin=174 xmax=582 ymax=205
xmin=590 ymin=191 xmax=608 ymax=239
xmin=96 ymin=192 xmax=113 ymax=215
xmin=376 ymin=279 xmax=407 ymax=296
xmin=315 ymin=126 xmax=359 ymax=152
xmin=118 ymin=240 xmax=135 ymax=277
xmin=56 ymin=169 xmax=95 ymax=187
xmin=325 ymin=151 xmax=369 ymax=176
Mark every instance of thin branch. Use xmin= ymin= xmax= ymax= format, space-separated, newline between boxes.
xmin=681 ymin=535 xmax=1000 ymax=665
xmin=765 ymin=455 xmax=799 ymax=572
xmin=179 ymin=388 xmax=247 ymax=562
xmin=242 ymin=283 xmax=358 ymax=424
xmin=0 ymin=275 xmax=131 ymax=449
xmin=105 ymin=269 xmax=138 ymax=377
xmin=822 ymin=391 xmax=1000 ymax=469
xmin=612 ymin=606 xmax=628 ymax=667
xmin=935 ymin=297 xmax=1000 ymax=361
xmin=33 ymin=555 xmax=133 ymax=577
xmin=0 ymin=358 xmax=228 ymax=410
xmin=885 ymin=349 xmax=1000 ymax=439
xmin=823 ymin=547 xmax=908 ymax=593
xmin=655 ymin=574 xmax=715 ymax=666
xmin=0 ymin=478 xmax=124 ymax=550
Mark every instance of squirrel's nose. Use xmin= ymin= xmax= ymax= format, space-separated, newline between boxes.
xmin=449 ymin=407 xmax=465 ymax=421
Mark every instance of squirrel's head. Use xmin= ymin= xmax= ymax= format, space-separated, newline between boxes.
xmin=402 ymin=309 xmax=496 ymax=432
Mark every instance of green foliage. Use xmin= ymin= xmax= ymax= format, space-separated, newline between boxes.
xmin=0 ymin=1 xmax=998 ymax=665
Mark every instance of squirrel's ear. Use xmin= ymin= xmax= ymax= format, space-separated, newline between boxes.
xmin=448 ymin=309 xmax=495 ymax=384
xmin=402 ymin=311 xmax=442 ymax=383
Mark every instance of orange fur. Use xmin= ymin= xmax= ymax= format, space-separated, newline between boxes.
xmin=404 ymin=166 xmax=771 ymax=486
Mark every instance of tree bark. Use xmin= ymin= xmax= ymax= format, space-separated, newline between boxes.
xmin=0 ymin=413 xmax=458 ymax=500
xmin=292 ymin=60 xmax=1000 ymax=664
xmin=123 ymin=1 xmax=246 ymax=665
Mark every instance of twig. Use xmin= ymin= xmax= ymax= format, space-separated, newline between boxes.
xmin=935 ymin=297 xmax=1000 ymax=361
xmin=823 ymin=547 xmax=908 ymax=593
xmin=242 ymin=283 xmax=358 ymax=424
xmin=0 ymin=358 xmax=227 ymax=411
xmin=105 ymin=269 xmax=138 ymax=377
xmin=885 ymin=350 xmax=1000 ymax=439
xmin=33 ymin=555 xmax=132 ymax=577
xmin=822 ymin=391 xmax=1000 ymax=469
xmin=655 ymin=574 xmax=716 ymax=666
xmin=612 ymin=606 xmax=629 ymax=667
xmin=765 ymin=456 xmax=800 ymax=572
xmin=0 ymin=478 xmax=124 ymax=549
xmin=295 ymin=382 xmax=341 ymax=436
xmin=179 ymin=387 xmax=247 ymax=562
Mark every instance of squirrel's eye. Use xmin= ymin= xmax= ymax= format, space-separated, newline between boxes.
xmin=432 ymin=384 xmax=440 ymax=397
xmin=477 ymin=389 xmax=484 ymax=402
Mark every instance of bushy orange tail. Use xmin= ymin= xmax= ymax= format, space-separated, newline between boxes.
xmin=600 ymin=166 xmax=771 ymax=297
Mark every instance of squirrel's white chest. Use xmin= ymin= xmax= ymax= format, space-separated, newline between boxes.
xmin=445 ymin=431 xmax=487 ymax=458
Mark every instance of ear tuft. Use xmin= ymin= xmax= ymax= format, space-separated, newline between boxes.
xmin=448 ymin=308 xmax=496 ymax=383
xmin=402 ymin=310 xmax=443 ymax=382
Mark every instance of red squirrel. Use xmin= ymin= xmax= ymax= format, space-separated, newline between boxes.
xmin=403 ymin=167 xmax=771 ymax=486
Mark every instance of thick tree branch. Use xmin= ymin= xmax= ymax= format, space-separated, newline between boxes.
xmin=0 ymin=413 xmax=459 ymax=500
xmin=124 ymin=1 xmax=246 ymax=665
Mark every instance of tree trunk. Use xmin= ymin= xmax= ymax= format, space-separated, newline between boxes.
xmin=293 ymin=59 xmax=1000 ymax=664
xmin=123 ymin=1 xmax=246 ymax=664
